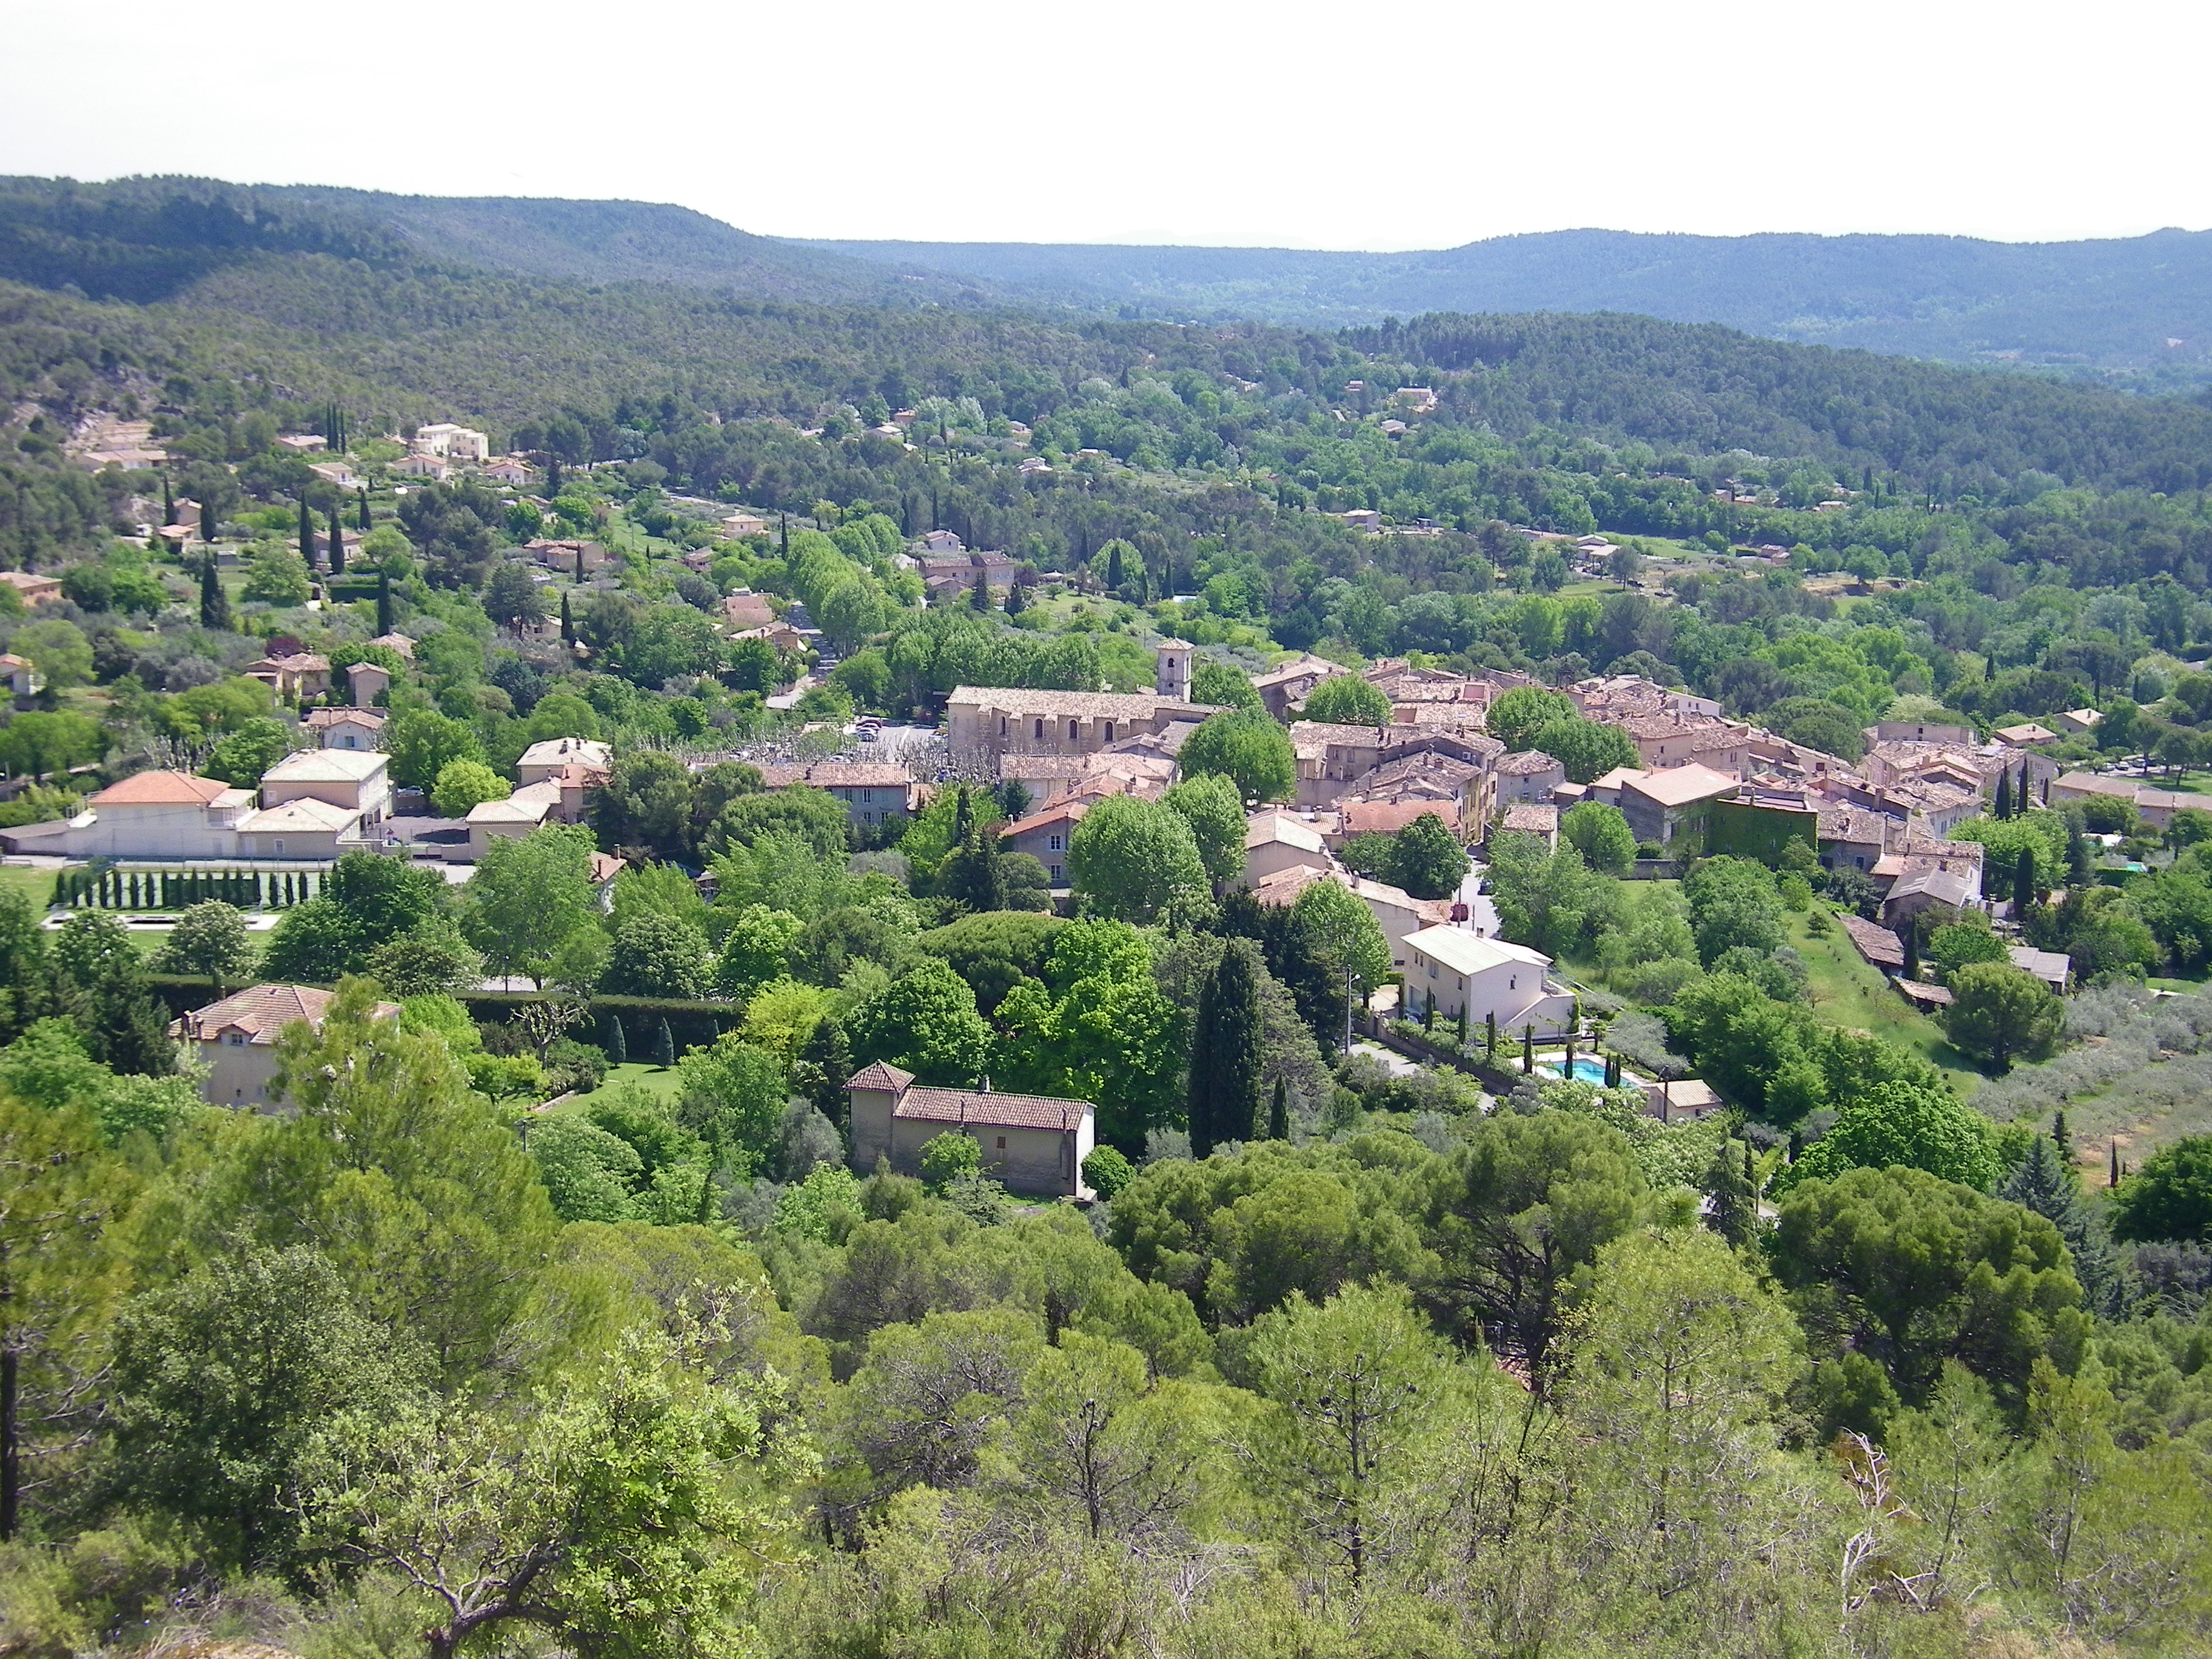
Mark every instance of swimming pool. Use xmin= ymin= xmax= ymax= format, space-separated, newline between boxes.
xmin=1538 ymin=1056 xmax=1612 ymax=1087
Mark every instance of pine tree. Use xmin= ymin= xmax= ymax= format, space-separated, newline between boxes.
xmin=952 ymin=786 xmax=973 ymax=843
xmin=652 ymin=1019 xmax=675 ymax=1069
xmin=798 ymin=1017 xmax=853 ymax=1127
xmin=944 ymin=825 xmax=1006 ymax=913
xmin=1268 ymin=1076 xmax=1288 ymax=1141
xmin=199 ymin=555 xmax=230 ymax=630
xmin=299 ymin=497 xmax=316 ymax=570
xmin=971 ymin=566 xmax=990 ymax=612
xmin=1704 ymin=1138 xmax=1755 ymax=1247
xmin=2053 ymin=1108 xmax=2071 ymax=1161
xmin=604 ymin=1014 xmax=627 ymax=1065
xmin=2014 ymin=846 xmax=2038 ymax=916
xmin=560 ymin=589 xmax=574 ymax=646
xmin=1004 ymin=578 xmax=1026 ymax=617
xmin=1994 ymin=765 xmax=2013 ymax=820
xmin=2000 ymin=1134 xmax=2123 ymax=1315
xmin=1187 ymin=943 xmax=1264 ymax=1158
xmin=378 ymin=569 xmax=395 ymax=637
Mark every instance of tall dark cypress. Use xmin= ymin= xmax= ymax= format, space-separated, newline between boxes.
xmin=329 ymin=514 xmax=346 ymax=576
xmin=357 ymin=488 xmax=370 ymax=531
xmin=161 ymin=474 xmax=175 ymax=525
xmin=199 ymin=501 xmax=216 ymax=547
xmin=1106 ymin=542 xmax=1124 ymax=591
xmin=299 ymin=497 xmax=316 ymax=570
xmin=378 ymin=568 xmax=395 ymax=636
xmin=604 ymin=1014 xmax=628 ymax=1065
xmin=1268 ymin=1076 xmax=1288 ymax=1141
xmin=652 ymin=1019 xmax=676 ymax=1069
xmin=199 ymin=555 xmax=230 ymax=630
xmin=547 ymin=456 xmax=562 ymax=495
xmin=1187 ymin=942 xmax=1264 ymax=1158
xmin=1994 ymin=765 xmax=2013 ymax=820
xmin=560 ymin=589 xmax=575 ymax=645
xmin=2014 ymin=846 xmax=2038 ymax=916
xmin=2021 ymin=762 xmax=2034 ymax=811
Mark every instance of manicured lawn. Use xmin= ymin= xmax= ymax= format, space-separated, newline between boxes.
xmin=0 ymin=865 xmax=55 ymax=911
xmin=1785 ymin=907 xmax=1984 ymax=1096
xmin=599 ymin=1061 xmax=685 ymax=1102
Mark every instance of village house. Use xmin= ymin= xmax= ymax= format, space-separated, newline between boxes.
xmin=1617 ymin=763 xmax=1741 ymax=854
xmin=1882 ymin=866 xmax=1980 ymax=932
xmin=1243 ymin=811 xmax=1332 ymax=883
xmin=755 ymin=760 xmax=919 ymax=830
xmin=304 ymin=707 xmax=386 ymax=751
xmin=393 ymin=454 xmax=454 ymax=481
xmin=308 ymin=459 xmax=355 ymax=490
xmin=1618 ymin=713 xmax=1757 ymax=776
xmin=1993 ymin=722 xmax=2061 ymax=749
xmin=244 ymin=652 xmax=331 ymax=701
xmin=517 ymin=737 xmax=614 ymax=786
xmin=1495 ymin=802 xmax=1559 ymax=849
xmin=1252 ymin=654 xmax=1345 ymax=719
xmin=482 ymin=456 xmax=535 ymax=486
xmin=0 ymin=571 xmax=63 ymax=606
xmin=845 ymin=1061 xmax=1095 ymax=1198
xmin=1493 ymin=749 xmax=1567 ymax=805
xmin=1341 ymin=799 xmax=1464 ymax=842
xmin=2053 ymin=709 xmax=2103 ymax=739
xmin=721 ymin=510 xmax=769 ymax=539
xmin=1287 ymin=722 xmax=1392 ymax=808
xmin=1401 ymin=927 xmax=1577 ymax=1037
xmin=411 ymin=423 xmax=491 ymax=463
xmin=2049 ymin=771 xmax=2212 ymax=830
xmin=721 ymin=591 xmax=776 ymax=631
xmin=1000 ymin=798 xmax=1090 ymax=885
xmin=260 ymin=748 xmax=392 ymax=825
xmin=171 ymin=984 xmax=400 ymax=1109
xmin=343 ymin=661 xmax=391 ymax=708
xmin=947 ymin=686 xmax=1221 ymax=763
xmin=2 ymin=771 xmax=255 ymax=859
xmin=0 ymin=653 xmax=42 ymax=700
xmin=1816 ymin=805 xmax=1889 ymax=874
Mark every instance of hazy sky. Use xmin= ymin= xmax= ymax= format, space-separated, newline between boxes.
xmin=4 ymin=0 xmax=2207 ymax=250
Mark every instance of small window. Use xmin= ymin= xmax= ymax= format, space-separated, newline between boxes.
xmin=1104 ymin=721 xmax=1115 ymax=743
xmin=1509 ymin=976 xmax=1517 ymax=990
xmin=1034 ymin=718 xmax=1045 ymax=740
xmin=273 ymin=839 xmax=285 ymax=854
xmin=1049 ymin=865 xmax=1062 ymax=881
xmin=1428 ymin=965 xmax=1437 ymax=979
xmin=1048 ymin=834 xmax=1062 ymax=852
xmin=227 ymin=1031 xmax=246 ymax=1047
xmin=1068 ymin=718 xmax=1080 ymax=741
xmin=995 ymin=1136 xmax=1006 ymax=1149
xmin=999 ymin=717 xmax=1008 ymax=737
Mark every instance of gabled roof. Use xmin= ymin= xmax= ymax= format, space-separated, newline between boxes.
xmin=896 ymin=1085 xmax=1091 ymax=1133
xmin=1344 ymin=799 xmax=1461 ymax=836
xmin=89 ymin=770 xmax=232 ymax=806
xmin=518 ymin=737 xmax=614 ymax=771
xmin=1493 ymin=749 xmax=1564 ymax=776
xmin=1622 ymin=763 xmax=1739 ymax=808
xmin=1246 ymin=811 xmax=1327 ymax=854
xmin=170 ymin=983 xmax=398 ymax=1045
xmin=264 ymin=749 xmax=387 ymax=783
xmin=236 ymin=798 xmax=359 ymax=833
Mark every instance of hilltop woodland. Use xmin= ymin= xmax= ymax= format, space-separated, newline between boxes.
xmin=0 ymin=183 xmax=2210 ymax=1657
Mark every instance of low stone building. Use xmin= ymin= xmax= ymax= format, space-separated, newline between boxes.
xmin=845 ymin=1061 xmax=1096 ymax=1198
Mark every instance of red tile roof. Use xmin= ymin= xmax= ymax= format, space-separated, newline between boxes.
xmin=90 ymin=770 xmax=232 ymax=806
xmin=169 ymin=983 xmax=398 ymax=1045
xmin=897 ymin=1085 xmax=1090 ymax=1133
xmin=844 ymin=1060 xmax=916 ymax=1094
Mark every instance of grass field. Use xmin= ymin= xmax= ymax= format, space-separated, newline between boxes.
xmin=0 ymin=865 xmax=55 ymax=911
xmin=598 ymin=1061 xmax=685 ymax=1102
xmin=1785 ymin=905 xmax=1985 ymax=1096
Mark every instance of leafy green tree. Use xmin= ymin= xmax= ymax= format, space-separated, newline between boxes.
xmin=1385 ymin=811 xmax=1468 ymax=899
xmin=386 ymin=709 xmax=487 ymax=792
xmin=366 ymin=915 xmax=484 ymax=999
xmin=1190 ymin=662 xmax=1260 ymax=712
xmin=0 ymin=1084 xmax=131 ymax=1538
xmin=106 ymin=1244 xmax=417 ymax=1566
xmin=483 ymin=562 xmax=546 ymax=629
xmin=1560 ymin=800 xmax=1637 ymax=875
xmin=203 ymin=717 xmax=295 ymax=788
xmin=13 ymin=620 xmax=93 ymax=689
xmin=1289 ymin=879 xmax=1390 ymax=1050
xmin=1486 ymin=833 xmax=1622 ymax=959
xmin=1942 ymin=961 xmax=2065 ymax=1072
xmin=1176 ymin=710 xmax=1295 ymax=803
xmin=603 ymin=915 xmax=713 ymax=999
xmin=1484 ymin=686 xmax=1575 ymax=751
xmin=152 ymin=900 xmax=253 ymax=993
xmin=1529 ymin=716 xmax=1638 ymax=784
xmin=304 ymin=1320 xmax=809 ymax=1659
xmin=1422 ymin=1111 xmax=1651 ymax=1384
xmin=0 ymin=711 xmax=106 ymax=781
xmin=1082 ymin=1145 xmax=1135 ymax=1199
xmin=2108 ymin=1135 xmax=2212 ymax=1244
xmin=1187 ymin=940 xmax=1264 ymax=1158
xmin=1161 ymin=773 xmax=1247 ymax=886
xmin=260 ymin=897 xmax=364 ymax=982
xmin=1928 ymin=915 xmax=2011 ymax=980
xmin=918 ymin=1130 xmax=982 ymax=1190
xmin=848 ymin=960 xmax=993 ymax=1085
xmin=1301 ymin=675 xmax=1390 ymax=725
xmin=1769 ymin=1164 xmax=2085 ymax=1410
xmin=713 ymin=905 xmax=804 ymax=998
xmin=462 ymin=826 xmax=600 ymax=987
xmin=940 ymin=823 xmax=1007 ymax=913
xmin=1780 ymin=1080 xmax=1999 ymax=1192
xmin=997 ymin=920 xmax=1186 ymax=1150
xmin=243 ymin=542 xmax=313 ymax=606
xmin=1067 ymin=794 xmax=1212 ymax=924
xmin=710 ymin=785 xmax=850 ymax=860
xmin=429 ymin=759 xmax=509 ymax=818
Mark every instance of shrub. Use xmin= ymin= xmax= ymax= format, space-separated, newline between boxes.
xmin=1081 ymin=1144 xmax=1136 ymax=1199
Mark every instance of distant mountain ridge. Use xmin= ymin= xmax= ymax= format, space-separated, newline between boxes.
xmin=0 ymin=176 xmax=984 ymax=307
xmin=807 ymin=228 xmax=2212 ymax=386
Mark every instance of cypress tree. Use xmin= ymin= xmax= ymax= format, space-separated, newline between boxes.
xmin=799 ymin=1017 xmax=853 ymax=1127
xmin=2053 ymin=1108 xmax=2071 ymax=1161
xmin=652 ymin=1018 xmax=676 ymax=1069
xmin=971 ymin=566 xmax=990 ymax=611
xmin=560 ymin=589 xmax=575 ymax=646
xmin=1522 ymin=1026 xmax=1534 ymax=1073
xmin=1994 ymin=766 xmax=2011 ymax=819
xmin=944 ymin=824 xmax=1006 ymax=913
xmin=1902 ymin=925 xmax=1920 ymax=981
xmin=575 ymin=545 xmax=585 ymax=583
xmin=2014 ymin=846 xmax=2038 ymax=916
xmin=378 ymin=568 xmax=395 ymax=637
xmin=2110 ymin=1140 xmax=2122 ymax=1188
xmin=547 ymin=456 xmax=562 ymax=495
xmin=2019 ymin=762 xmax=2033 ymax=813
xmin=199 ymin=555 xmax=230 ymax=630
xmin=1187 ymin=942 xmax=1264 ymax=1158
xmin=329 ymin=514 xmax=345 ymax=575
xmin=1486 ymin=1010 xmax=1497 ymax=1058
xmin=200 ymin=500 xmax=216 ymax=547
xmin=161 ymin=474 xmax=175 ymax=525
xmin=1004 ymin=578 xmax=1026 ymax=617
xmin=300 ymin=497 xmax=316 ymax=570
xmin=604 ymin=1013 xmax=628 ymax=1065
xmin=357 ymin=488 xmax=370 ymax=532
xmin=1423 ymin=997 xmax=1435 ymax=1033
xmin=1788 ymin=1128 xmax=1804 ymax=1162
xmin=2000 ymin=1134 xmax=2124 ymax=1316
xmin=1106 ymin=542 xmax=1124 ymax=591
xmin=1268 ymin=1076 xmax=1288 ymax=1141
xmin=1456 ymin=1006 xmax=1467 ymax=1047
xmin=953 ymin=786 xmax=973 ymax=843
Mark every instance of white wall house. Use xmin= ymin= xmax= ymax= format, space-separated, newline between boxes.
xmin=260 ymin=749 xmax=392 ymax=824
xmin=1401 ymin=926 xmax=1577 ymax=1037
xmin=172 ymin=984 xmax=399 ymax=1108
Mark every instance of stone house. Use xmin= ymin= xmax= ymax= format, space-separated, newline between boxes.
xmin=845 ymin=1061 xmax=1096 ymax=1198
xmin=171 ymin=984 xmax=399 ymax=1109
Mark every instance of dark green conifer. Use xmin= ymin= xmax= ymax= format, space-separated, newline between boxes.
xmin=378 ymin=569 xmax=395 ymax=637
xmin=299 ymin=497 xmax=315 ymax=569
xmin=2014 ymin=846 xmax=2038 ymax=916
xmin=652 ymin=1018 xmax=675 ymax=1068
xmin=1268 ymin=1076 xmax=1288 ymax=1141
xmin=604 ymin=1014 xmax=627 ymax=1065
xmin=1704 ymin=1138 xmax=1755 ymax=1247
xmin=560 ymin=589 xmax=575 ymax=646
xmin=199 ymin=555 xmax=230 ymax=630
xmin=1994 ymin=765 xmax=2013 ymax=820
xmin=1187 ymin=942 xmax=1264 ymax=1158
xmin=329 ymin=514 xmax=345 ymax=576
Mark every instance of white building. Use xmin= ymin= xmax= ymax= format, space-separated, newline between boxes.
xmin=260 ymin=749 xmax=392 ymax=825
xmin=411 ymin=423 xmax=491 ymax=463
xmin=1401 ymin=926 xmax=1577 ymax=1037
xmin=171 ymin=984 xmax=399 ymax=1108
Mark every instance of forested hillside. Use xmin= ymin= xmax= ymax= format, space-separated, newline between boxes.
xmin=817 ymin=226 xmax=2212 ymax=385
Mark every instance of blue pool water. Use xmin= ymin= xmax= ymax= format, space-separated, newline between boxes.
xmin=1540 ymin=1057 xmax=1611 ymax=1086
